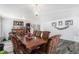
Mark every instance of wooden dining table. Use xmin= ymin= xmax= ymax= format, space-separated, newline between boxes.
xmin=16 ymin=35 xmax=47 ymax=50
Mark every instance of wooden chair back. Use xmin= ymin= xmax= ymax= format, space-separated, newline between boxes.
xmin=17 ymin=40 xmax=31 ymax=54
xmin=41 ymin=31 xmax=50 ymax=41
xmin=47 ymin=35 xmax=61 ymax=53
xmin=36 ymin=31 xmax=41 ymax=37
xmin=11 ymin=36 xmax=20 ymax=54
xmin=33 ymin=31 xmax=37 ymax=36
xmin=11 ymin=35 xmax=30 ymax=54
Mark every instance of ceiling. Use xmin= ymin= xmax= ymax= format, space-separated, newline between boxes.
xmin=0 ymin=4 xmax=79 ymax=20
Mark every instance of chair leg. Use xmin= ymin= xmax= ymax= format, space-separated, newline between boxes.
xmin=13 ymin=49 xmax=16 ymax=54
xmin=13 ymin=49 xmax=21 ymax=54
xmin=51 ymin=47 xmax=57 ymax=54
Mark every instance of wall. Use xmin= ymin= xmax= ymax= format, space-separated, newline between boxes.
xmin=40 ymin=7 xmax=79 ymax=42
xmin=2 ymin=17 xmax=14 ymax=40
xmin=1 ymin=16 xmax=40 ymax=40
xmin=1 ymin=5 xmax=79 ymax=42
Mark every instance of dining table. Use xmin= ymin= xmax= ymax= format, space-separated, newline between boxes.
xmin=16 ymin=35 xmax=47 ymax=50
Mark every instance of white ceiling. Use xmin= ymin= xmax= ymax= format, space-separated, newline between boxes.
xmin=0 ymin=4 xmax=79 ymax=20
xmin=0 ymin=4 xmax=34 ymax=19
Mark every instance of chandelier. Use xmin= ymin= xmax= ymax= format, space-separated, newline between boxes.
xmin=32 ymin=4 xmax=40 ymax=16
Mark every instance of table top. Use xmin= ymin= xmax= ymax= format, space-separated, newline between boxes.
xmin=9 ymin=33 xmax=47 ymax=50
xmin=23 ymin=37 xmax=47 ymax=50
xmin=22 ymin=37 xmax=47 ymax=50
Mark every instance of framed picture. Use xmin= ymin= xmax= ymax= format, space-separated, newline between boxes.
xmin=58 ymin=21 xmax=63 ymax=26
xmin=13 ymin=21 xmax=24 ymax=26
xmin=52 ymin=22 xmax=56 ymax=27
xmin=65 ymin=20 xmax=73 ymax=25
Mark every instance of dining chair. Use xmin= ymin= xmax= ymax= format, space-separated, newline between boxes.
xmin=33 ymin=31 xmax=37 ymax=36
xmin=36 ymin=31 xmax=50 ymax=51
xmin=16 ymin=29 xmax=25 ymax=37
xmin=35 ymin=31 xmax=42 ymax=38
xmin=35 ymin=35 xmax=61 ymax=54
xmin=11 ymin=35 xmax=31 ymax=54
xmin=17 ymin=39 xmax=31 ymax=54
xmin=41 ymin=31 xmax=50 ymax=41
xmin=11 ymin=35 xmax=21 ymax=54
xmin=47 ymin=35 xmax=61 ymax=53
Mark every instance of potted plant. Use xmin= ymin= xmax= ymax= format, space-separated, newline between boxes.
xmin=3 ymin=37 xmax=6 ymax=41
xmin=0 ymin=43 xmax=4 ymax=51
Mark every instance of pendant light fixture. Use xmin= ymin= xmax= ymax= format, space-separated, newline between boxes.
xmin=32 ymin=4 xmax=40 ymax=16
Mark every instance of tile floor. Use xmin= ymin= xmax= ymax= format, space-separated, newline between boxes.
xmin=3 ymin=40 xmax=13 ymax=54
xmin=2 ymin=39 xmax=79 ymax=54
